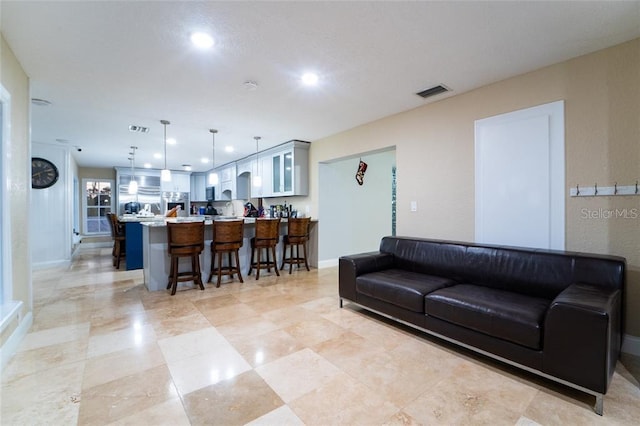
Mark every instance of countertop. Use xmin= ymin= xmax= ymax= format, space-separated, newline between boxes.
xmin=134 ymin=216 xmax=316 ymax=227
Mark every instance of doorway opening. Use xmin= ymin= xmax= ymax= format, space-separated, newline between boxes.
xmin=318 ymin=147 xmax=396 ymax=266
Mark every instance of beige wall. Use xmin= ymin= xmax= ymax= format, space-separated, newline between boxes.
xmin=302 ymin=39 xmax=640 ymax=337
xmin=1 ymin=34 xmax=32 ymax=337
xmin=79 ymin=167 xmax=116 ymax=181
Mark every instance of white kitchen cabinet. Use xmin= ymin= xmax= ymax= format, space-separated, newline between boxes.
xmin=190 ymin=172 xmax=206 ymax=201
xmin=236 ymin=157 xmax=254 ymax=176
xmin=204 ymin=140 xmax=309 ymax=201
xmin=251 ymin=154 xmax=273 ymax=198
xmin=219 ymin=165 xmax=233 ymax=183
xmin=214 ymin=163 xmax=236 ymax=200
xmin=161 ymin=171 xmax=191 ymax=193
xmin=236 ymin=157 xmax=254 ymax=200
xmin=267 ymin=141 xmax=309 ymax=197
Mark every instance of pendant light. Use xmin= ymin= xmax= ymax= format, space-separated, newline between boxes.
xmin=128 ymin=146 xmax=138 ymax=195
xmin=160 ymin=119 xmax=171 ymax=182
xmin=208 ymin=129 xmax=219 ymax=185
xmin=252 ymin=136 xmax=262 ymax=187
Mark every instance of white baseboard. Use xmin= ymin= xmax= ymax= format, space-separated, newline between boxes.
xmin=0 ymin=311 xmax=32 ymax=372
xmin=622 ymin=334 xmax=640 ymax=356
xmin=77 ymin=241 xmax=111 ymax=249
xmin=318 ymin=258 xmax=339 ymax=269
xmin=32 ymin=259 xmax=71 ymax=270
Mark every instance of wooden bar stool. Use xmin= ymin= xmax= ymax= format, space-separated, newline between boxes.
xmin=208 ymin=220 xmax=244 ymax=287
xmin=107 ymin=212 xmax=126 ymax=269
xmin=248 ymin=218 xmax=281 ymax=280
xmin=166 ymin=221 xmax=205 ymax=296
xmin=281 ymin=217 xmax=311 ymax=274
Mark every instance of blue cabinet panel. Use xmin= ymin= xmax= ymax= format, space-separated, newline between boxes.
xmin=125 ymin=222 xmax=143 ymax=270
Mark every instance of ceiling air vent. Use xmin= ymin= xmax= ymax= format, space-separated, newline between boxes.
xmin=128 ymin=125 xmax=149 ymax=133
xmin=416 ymin=85 xmax=450 ymax=99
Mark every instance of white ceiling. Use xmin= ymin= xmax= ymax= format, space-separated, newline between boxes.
xmin=2 ymin=1 xmax=639 ymax=172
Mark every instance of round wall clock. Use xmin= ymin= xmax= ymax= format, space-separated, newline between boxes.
xmin=31 ymin=157 xmax=59 ymax=189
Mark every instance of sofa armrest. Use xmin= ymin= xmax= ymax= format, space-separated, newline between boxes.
xmin=543 ymin=283 xmax=622 ymax=394
xmin=339 ymin=252 xmax=394 ymax=302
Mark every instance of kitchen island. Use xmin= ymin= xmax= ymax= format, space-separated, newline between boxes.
xmin=140 ymin=217 xmax=318 ymax=291
xmin=118 ymin=214 xmax=165 ymax=270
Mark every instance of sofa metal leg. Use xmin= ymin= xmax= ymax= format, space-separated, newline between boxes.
xmin=339 ymin=298 xmax=343 ymax=308
xmin=594 ymin=394 xmax=603 ymax=416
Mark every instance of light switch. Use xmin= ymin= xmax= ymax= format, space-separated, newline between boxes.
xmin=410 ymin=201 xmax=417 ymax=212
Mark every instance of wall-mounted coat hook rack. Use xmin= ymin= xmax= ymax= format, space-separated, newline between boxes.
xmin=570 ymin=182 xmax=640 ymax=197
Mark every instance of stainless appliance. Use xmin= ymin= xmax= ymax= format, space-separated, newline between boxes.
xmin=162 ymin=192 xmax=190 ymax=216
xmin=206 ymin=186 xmax=215 ymax=201
xmin=118 ymin=175 xmax=161 ymax=215
xmin=167 ymin=202 xmax=185 ymax=213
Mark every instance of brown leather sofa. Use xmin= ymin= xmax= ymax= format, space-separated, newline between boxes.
xmin=339 ymin=236 xmax=626 ymax=415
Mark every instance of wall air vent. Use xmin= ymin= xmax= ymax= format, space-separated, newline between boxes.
xmin=128 ymin=125 xmax=149 ymax=133
xmin=416 ymin=85 xmax=450 ymax=99
xmin=31 ymin=98 xmax=52 ymax=106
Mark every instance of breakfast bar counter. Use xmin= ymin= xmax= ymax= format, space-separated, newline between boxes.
xmin=140 ymin=217 xmax=318 ymax=291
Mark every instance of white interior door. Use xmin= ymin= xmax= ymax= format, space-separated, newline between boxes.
xmin=475 ymin=101 xmax=564 ymax=249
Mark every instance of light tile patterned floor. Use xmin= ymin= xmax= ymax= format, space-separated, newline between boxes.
xmin=2 ymin=246 xmax=640 ymax=425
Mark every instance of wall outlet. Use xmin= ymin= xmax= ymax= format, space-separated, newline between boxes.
xmin=410 ymin=201 xmax=417 ymax=212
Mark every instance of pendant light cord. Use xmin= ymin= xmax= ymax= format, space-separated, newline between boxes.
xmin=163 ymin=123 xmax=167 ymax=169
xmin=160 ymin=119 xmax=170 ymax=170
xmin=210 ymin=129 xmax=217 ymax=167
xmin=130 ymin=146 xmax=137 ymax=175
xmin=255 ymin=135 xmax=261 ymax=173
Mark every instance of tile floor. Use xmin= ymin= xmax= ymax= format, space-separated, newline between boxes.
xmin=2 ymin=246 xmax=640 ymax=425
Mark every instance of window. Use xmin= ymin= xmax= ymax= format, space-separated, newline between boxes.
xmin=83 ymin=179 xmax=114 ymax=235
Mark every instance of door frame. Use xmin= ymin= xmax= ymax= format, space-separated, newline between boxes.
xmin=474 ymin=100 xmax=565 ymax=249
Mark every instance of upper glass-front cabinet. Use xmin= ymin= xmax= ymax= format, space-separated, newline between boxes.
xmin=270 ymin=142 xmax=308 ymax=196
xmin=236 ymin=140 xmax=309 ymax=199
xmin=272 ymin=153 xmax=281 ymax=194
xmin=272 ymin=150 xmax=294 ymax=194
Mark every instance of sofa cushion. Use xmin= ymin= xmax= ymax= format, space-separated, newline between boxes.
xmin=356 ymin=269 xmax=455 ymax=313
xmin=425 ymin=284 xmax=550 ymax=350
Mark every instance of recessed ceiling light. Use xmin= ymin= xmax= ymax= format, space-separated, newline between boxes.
xmin=201 ymin=157 xmax=209 ymax=164
xmin=225 ymin=146 xmax=234 ymax=153
xmin=191 ymin=32 xmax=215 ymax=49
xmin=301 ymin=72 xmax=319 ymax=86
xmin=182 ymin=164 xmax=192 ymax=171
xmin=153 ymin=153 xmax=162 ymax=159
xmin=167 ymin=138 xmax=176 ymax=145
xmin=144 ymin=163 xmax=152 ymax=168
xmin=55 ymin=138 xmax=69 ymax=144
